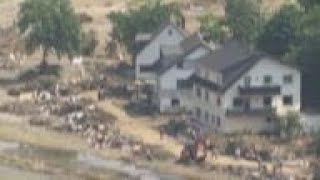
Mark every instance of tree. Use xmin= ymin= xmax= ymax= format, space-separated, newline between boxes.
xmin=286 ymin=6 xmax=320 ymax=107
xmin=225 ymin=0 xmax=264 ymax=44
xmin=18 ymin=0 xmax=81 ymax=71
xmin=298 ymin=0 xmax=320 ymax=11
xmin=257 ymin=4 xmax=302 ymax=57
xmin=108 ymin=0 xmax=182 ymax=55
xmin=199 ymin=14 xmax=230 ymax=43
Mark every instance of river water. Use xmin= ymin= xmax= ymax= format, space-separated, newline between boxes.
xmin=0 ymin=141 xmax=183 ymax=180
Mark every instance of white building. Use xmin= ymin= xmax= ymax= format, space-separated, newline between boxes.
xmin=135 ymin=22 xmax=186 ymax=83
xmin=135 ymin=24 xmax=301 ymax=133
xmin=135 ymin=23 xmax=213 ymax=112
xmin=191 ymin=41 xmax=301 ymax=133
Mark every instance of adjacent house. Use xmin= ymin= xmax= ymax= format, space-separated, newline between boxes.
xmin=135 ymin=22 xmax=186 ymax=84
xmin=191 ymin=41 xmax=301 ymax=133
xmin=135 ymin=23 xmax=214 ymax=112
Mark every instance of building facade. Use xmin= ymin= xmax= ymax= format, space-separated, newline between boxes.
xmin=191 ymin=41 xmax=301 ymax=133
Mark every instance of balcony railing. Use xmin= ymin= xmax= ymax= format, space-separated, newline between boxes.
xmin=226 ymin=107 xmax=275 ymax=116
xmin=238 ymin=85 xmax=281 ymax=96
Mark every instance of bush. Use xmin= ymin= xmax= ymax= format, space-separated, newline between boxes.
xmin=81 ymin=30 xmax=98 ymax=56
xmin=278 ymin=111 xmax=302 ymax=139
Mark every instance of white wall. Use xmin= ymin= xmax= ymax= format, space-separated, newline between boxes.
xmin=192 ymin=84 xmax=225 ymax=130
xmin=136 ymin=25 xmax=185 ymax=80
xmin=224 ymin=58 xmax=301 ymax=115
xmin=157 ymin=45 xmax=210 ymax=112
xmin=158 ymin=65 xmax=193 ymax=112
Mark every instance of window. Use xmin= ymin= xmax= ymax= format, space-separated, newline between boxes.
xmin=283 ymin=74 xmax=293 ymax=84
xmin=283 ymin=95 xmax=293 ymax=105
xmin=217 ymin=116 xmax=221 ymax=127
xmin=196 ymin=107 xmax=201 ymax=119
xmin=264 ymin=75 xmax=272 ymax=85
xmin=204 ymin=111 xmax=209 ymax=122
xmin=217 ymin=97 xmax=221 ymax=106
xmin=205 ymin=89 xmax=209 ymax=102
xmin=233 ymin=97 xmax=243 ymax=107
xmin=168 ymin=29 xmax=172 ymax=36
xmin=196 ymin=87 xmax=202 ymax=98
xmin=266 ymin=116 xmax=272 ymax=123
xmin=211 ymin=115 xmax=215 ymax=124
xmin=171 ymin=98 xmax=180 ymax=107
xmin=244 ymin=76 xmax=251 ymax=87
xmin=263 ymin=96 xmax=272 ymax=107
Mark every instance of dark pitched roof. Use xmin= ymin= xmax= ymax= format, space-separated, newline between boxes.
xmin=150 ymin=34 xmax=212 ymax=75
xmin=180 ymin=33 xmax=202 ymax=53
xmin=196 ymin=40 xmax=265 ymax=92
xmin=221 ymin=54 xmax=263 ymax=91
xmin=198 ymin=40 xmax=252 ymax=72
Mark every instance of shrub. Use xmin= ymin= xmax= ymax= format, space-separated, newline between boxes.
xmin=278 ymin=111 xmax=302 ymax=140
xmin=81 ymin=30 xmax=98 ymax=56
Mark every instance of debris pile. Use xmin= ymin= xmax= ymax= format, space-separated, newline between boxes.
xmin=1 ymin=90 xmax=156 ymax=160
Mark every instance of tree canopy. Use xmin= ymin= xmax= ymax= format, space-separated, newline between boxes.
xmin=298 ymin=0 xmax=320 ymax=10
xmin=200 ymin=0 xmax=264 ymax=45
xmin=18 ymin=0 xmax=81 ymax=66
xmin=257 ymin=4 xmax=302 ymax=57
xmin=199 ymin=14 xmax=230 ymax=43
xmin=225 ymin=0 xmax=264 ymax=44
xmin=108 ymin=0 xmax=182 ymax=55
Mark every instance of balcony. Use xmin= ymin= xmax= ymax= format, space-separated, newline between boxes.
xmin=238 ymin=85 xmax=281 ymax=96
xmin=226 ymin=107 xmax=274 ymax=116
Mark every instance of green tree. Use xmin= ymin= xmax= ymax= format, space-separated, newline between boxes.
xmin=286 ymin=6 xmax=320 ymax=107
xmin=108 ymin=0 xmax=182 ymax=55
xmin=18 ymin=0 xmax=81 ymax=70
xmin=199 ymin=14 xmax=230 ymax=43
xmin=257 ymin=4 xmax=302 ymax=57
xmin=225 ymin=0 xmax=264 ymax=44
xmin=298 ymin=0 xmax=320 ymax=11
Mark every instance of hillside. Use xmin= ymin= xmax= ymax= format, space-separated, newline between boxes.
xmin=0 ymin=0 xmax=288 ymax=57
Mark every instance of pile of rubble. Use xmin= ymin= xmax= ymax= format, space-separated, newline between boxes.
xmin=3 ymin=88 xmax=157 ymax=160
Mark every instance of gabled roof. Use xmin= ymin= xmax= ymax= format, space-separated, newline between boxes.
xmin=142 ymin=33 xmax=213 ymax=75
xmin=198 ymin=40 xmax=252 ymax=72
xmin=139 ymin=21 xmax=187 ymax=48
xmin=196 ymin=40 xmax=265 ymax=92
